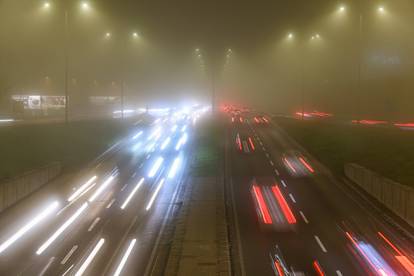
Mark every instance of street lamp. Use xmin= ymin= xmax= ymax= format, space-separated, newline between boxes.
xmin=43 ymin=1 xmax=51 ymax=9
xmin=105 ymin=32 xmax=111 ymax=39
xmin=338 ymin=5 xmax=346 ymax=13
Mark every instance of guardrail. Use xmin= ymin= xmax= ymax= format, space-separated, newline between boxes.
xmin=0 ymin=162 xmax=61 ymax=213
xmin=345 ymin=163 xmax=414 ymax=227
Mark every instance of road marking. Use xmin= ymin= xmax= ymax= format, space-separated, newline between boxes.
xmin=262 ymin=147 xmax=265 ymax=151
xmin=259 ymin=141 xmax=263 ymax=146
xmin=265 ymin=153 xmax=270 ymax=158
xmin=315 ymin=235 xmax=328 ymax=253
xmin=289 ymin=194 xmax=296 ymax=203
xmin=336 ymin=270 xmax=343 ymax=276
xmin=269 ymin=160 xmax=274 ymax=166
xmin=62 ymin=264 xmax=74 ymax=276
xmin=299 ymin=211 xmax=309 ymax=224
xmin=281 ymin=180 xmax=287 ymax=187
xmin=139 ymin=163 xmax=144 ymax=168
xmin=132 ymin=172 xmax=137 ymax=178
xmin=121 ymin=184 xmax=128 ymax=192
xmin=61 ymin=245 xmax=78 ymax=264
xmin=146 ymin=154 xmax=151 ymax=159
xmin=106 ymin=199 xmax=115 ymax=209
xmin=88 ymin=217 xmax=101 ymax=232
xmin=39 ymin=257 xmax=55 ymax=276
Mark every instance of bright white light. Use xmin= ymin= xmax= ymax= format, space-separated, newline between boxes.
xmin=287 ymin=33 xmax=294 ymax=39
xmin=132 ymin=32 xmax=139 ymax=38
xmin=68 ymin=176 xmax=97 ymax=202
xmin=75 ymin=238 xmax=105 ymax=276
xmin=81 ymin=1 xmax=90 ymax=11
xmin=147 ymin=127 xmax=162 ymax=141
xmin=105 ymin=32 xmax=111 ymax=38
xmin=120 ymin=178 xmax=144 ymax=210
xmin=43 ymin=1 xmax=50 ymax=9
xmin=113 ymin=239 xmax=137 ymax=276
xmin=0 ymin=119 xmax=14 ymax=123
xmin=181 ymin=125 xmax=187 ymax=132
xmin=89 ymin=176 xmax=114 ymax=202
xmin=0 ymin=201 xmax=58 ymax=254
xmin=168 ymin=157 xmax=181 ymax=179
xmin=148 ymin=157 xmax=163 ymax=178
xmin=160 ymin=137 xmax=171 ymax=150
xmin=132 ymin=131 xmax=143 ymax=140
xmin=378 ymin=6 xmax=385 ymax=13
xmin=175 ymin=133 xmax=188 ymax=151
xmin=338 ymin=5 xmax=345 ymax=12
xmin=36 ymin=203 xmax=88 ymax=255
xmin=146 ymin=178 xmax=165 ymax=211
xmin=171 ymin=125 xmax=177 ymax=132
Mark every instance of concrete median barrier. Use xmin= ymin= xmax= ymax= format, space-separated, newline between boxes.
xmin=0 ymin=162 xmax=61 ymax=213
xmin=345 ymin=163 xmax=414 ymax=227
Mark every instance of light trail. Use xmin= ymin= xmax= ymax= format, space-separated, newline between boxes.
xmin=0 ymin=201 xmax=59 ymax=253
xmin=132 ymin=131 xmax=143 ymax=140
xmin=146 ymin=178 xmax=165 ymax=211
xmin=271 ymin=185 xmax=296 ymax=224
xmin=68 ymin=176 xmax=97 ymax=202
xmin=252 ymin=185 xmax=272 ymax=224
xmin=160 ymin=137 xmax=171 ymax=150
xmin=168 ymin=157 xmax=181 ymax=179
xmin=113 ymin=239 xmax=137 ymax=276
xmin=36 ymin=203 xmax=88 ymax=255
xmin=299 ymin=157 xmax=315 ymax=173
xmin=75 ymin=238 xmax=105 ymax=276
xmin=89 ymin=176 xmax=114 ymax=202
xmin=148 ymin=157 xmax=164 ymax=178
xmin=121 ymin=178 xmax=145 ymax=210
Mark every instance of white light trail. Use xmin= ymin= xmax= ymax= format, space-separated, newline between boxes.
xmin=160 ymin=137 xmax=171 ymax=150
xmin=36 ymin=203 xmax=88 ymax=255
xmin=171 ymin=125 xmax=177 ymax=132
xmin=181 ymin=125 xmax=187 ymax=132
xmin=89 ymin=176 xmax=114 ymax=202
xmin=0 ymin=119 xmax=14 ymax=123
xmin=75 ymin=238 xmax=105 ymax=276
xmin=113 ymin=239 xmax=137 ymax=276
xmin=68 ymin=176 xmax=97 ymax=202
xmin=0 ymin=201 xmax=59 ymax=253
xmin=175 ymin=133 xmax=188 ymax=151
xmin=132 ymin=131 xmax=143 ymax=140
xmin=120 ymin=178 xmax=145 ymax=210
xmin=168 ymin=157 xmax=181 ymax=179
xmin=148 ymin=157 xmax=163 ymax=178
xmin=146 ymin=178 xmax=165 ymax=211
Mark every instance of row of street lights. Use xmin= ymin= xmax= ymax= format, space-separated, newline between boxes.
xmin=282 ymin=3 xmax=389 ymax=120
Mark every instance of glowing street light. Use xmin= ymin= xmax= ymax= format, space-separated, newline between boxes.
xmin=287 ymin=32 xmax=294 ymax=39
xmin=81 ymin=1 xmax=90 ymax=11
xmin=132 ymin=32 xmax=139 ymax=39
xmin=338 ymin=5 xmax=346 ymax=13
xmin=43 ymin=1 xmax=51 ymax=9
xmin=195 ymin=48 xmax=200 ymax=53
xmin=105 ymin=32 xmax=111 ymax=39
xmin=377 ymin=6 xmax=385 ymax=14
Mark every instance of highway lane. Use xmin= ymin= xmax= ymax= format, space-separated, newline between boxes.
xmin=226 ymin=112 xmax=414 ymax=275
xmin=0 ymin=107 xmax=205 ymax=275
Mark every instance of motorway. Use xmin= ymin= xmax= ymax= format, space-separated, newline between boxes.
xmin=0 ymin=107 xmax=207 ymax=276
xmin=226 ymin=111 xmax=414 ymax=275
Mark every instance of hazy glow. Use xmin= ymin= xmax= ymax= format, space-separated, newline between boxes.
xmin=133 ymin=131 xmax=143 ymax=140
xmin=75 ymin=238 xmax=105 ymax=276
xmin=0 ymin=201 xmax=59 ymax=253
xmin=160 ymin=137 xmax=171 ymax=150
xmin=81 ymin=1 xmax=90 ymax=11
xmin=146 ymin=178 xmax=165 ymax=211
xmin=378 ymin=6 xmax=385 ymax=14
xmin=113 ymin=239 xmax=137 ymax=276
xmin=338 ymin=5 xmax=346 ymax=12
xmin=36 ymin=203 xmax=88 ymax=255
xmin=120 ymin=178 xmax=145 ymax=209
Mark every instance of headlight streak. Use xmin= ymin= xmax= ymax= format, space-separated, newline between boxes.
xmin=0 ymin=201 xmax=59 ymax=254
xmin=160 ymin=137 xmax=171 ymax=150
xmin=132 ymin=131 xmax=143 ymax=140
xmin=146 ymin=178 xmax=165 ymax=211
xmin=89 ymin=176 xmax=114 ymax=202
xmin=168 ymin=157 xmax=181 ymax=179
xmin=120 ymin=178 xmax=145 ymax=210
xmin=113 ymin=239 xmax=137 ymax=276
xmin=171 ymin=125 xmax=177 ymax=132
xmin=175 ymin=133 xmax=188 ymax=151
xmin=148 ymin=157 xmax=163 ymax=178
xmin=75 ymin=238 xmax=105 ymax=276
xmin=68 ymin=176 xmax=97 ymax=202
xmin=36 ymin=203 xmax=88 ymax=255
xmin=181 ymin=125 xmax=187 ymax=132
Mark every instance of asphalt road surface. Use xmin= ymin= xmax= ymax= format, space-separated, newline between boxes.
xmin=225 ymin=111 xmax=414 ymax=276
xmin=0 ymin=108 xmax=206 ymax=276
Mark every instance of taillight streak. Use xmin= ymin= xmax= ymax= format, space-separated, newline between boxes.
xmin=378 ymin=232 xmax=414 ymax=274
xmin=252 ymin=185 xmax=272 ymax=224
xmin=248 ymin=137 xmax=255 ymax=151
xmin=284 ymin=158 xmax=296 ymax=173
xmin=271 ymin=185 xmax=296 ymax=224
xmin=299 ymin=157 xmax=315 ymax=173
xmin=274 ymin=260 xmax=285 ymax=276
xmin=313 ymin=261 xmax=325 ymax=276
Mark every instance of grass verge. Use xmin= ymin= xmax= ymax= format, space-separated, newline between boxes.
xmin=0 ymin=119 xmax=131 ymax=179
xmin=275 ymin=117 xmax=414 ymax=188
